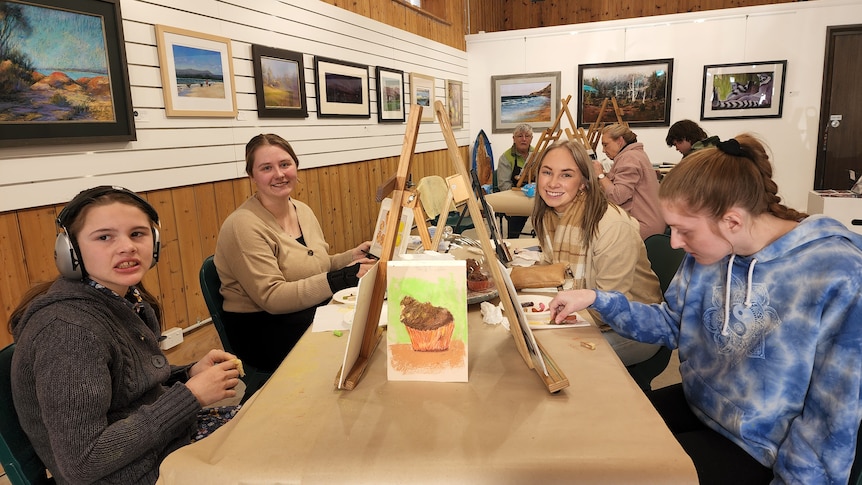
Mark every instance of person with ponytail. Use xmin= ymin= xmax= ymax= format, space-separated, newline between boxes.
xmin=11 ymin=186 xmax=242 ymax=484
xmin=215 ymin=134 xmax=376 ymax=373
xmin=548 ymin=135 xmax=862 ymax=484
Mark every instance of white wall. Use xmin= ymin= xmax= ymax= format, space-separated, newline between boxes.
xmin=0 ymin=0 xmax=468 ymax=212
xmin=467 ymin=0 xmax=862 ymax=212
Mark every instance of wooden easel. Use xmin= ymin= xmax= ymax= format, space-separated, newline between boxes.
xmin=585 ymin=96 xmax=627 ymax=152
xmin=434 ymin=100 xmax=568 ymax=393
xmin=515 ymin=95 xmax=590 ymax=188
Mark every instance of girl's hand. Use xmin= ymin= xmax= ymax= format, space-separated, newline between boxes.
xmin=189 ymin=349 xmax=236 ymax=377
xmin=548 ymin=290 xmax=597 ymax=323
xmin=352 ymin=241 xmax=373 ymax=262
xmin=185 ymin=359 xmax=241 ymax=406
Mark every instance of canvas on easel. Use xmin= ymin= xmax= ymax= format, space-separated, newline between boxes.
xmin=386 ymin=260 xmax=468 ymax=382
xmin=337 ymin=263 xmax=379 ymax=389
xmin=369 ymin=197 xmax=413 ymax=258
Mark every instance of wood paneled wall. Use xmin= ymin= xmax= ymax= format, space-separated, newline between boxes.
xmin=0 ymin=148 xmax=464 ymax=347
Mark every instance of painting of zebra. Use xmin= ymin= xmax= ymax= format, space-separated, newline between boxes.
xmin=701 ymin=60 xmax=787 ymax=120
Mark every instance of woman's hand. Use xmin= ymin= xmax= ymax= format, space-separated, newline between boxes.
xmin=592 ymin=160 xmax=606 ymax=177
xmin=351 ymin=241 xmax=373 ymax=262
xmin=549 ymin=290 xmax=597 ymax=323
xmin=186 ymin=349 xmax=242 ymax=406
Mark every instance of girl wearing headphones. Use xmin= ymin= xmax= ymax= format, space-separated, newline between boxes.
xmin=10 ymin=186 xmax=242 ymax=484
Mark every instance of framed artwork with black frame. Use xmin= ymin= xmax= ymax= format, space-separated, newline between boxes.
xmin=701 ymin=60 xmax=787 ymax=120
xmin=314 ymin=56 xmax=370 ymax=118
xmin=577 ymin=59 xmax=673 ymax=128
xmin=491 ymin=71 xmax=560 ymax=134
xmin=0 ymin=0 xmax=136 ymax=147
xmin=156 ymin=24 xmax=237 ymax=118
xmin=252 ymin=44 xmax=308 ymax=119
xmin=375 ymin=66 xmax=405 ymax=122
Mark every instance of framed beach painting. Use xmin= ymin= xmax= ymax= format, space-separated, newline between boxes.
xmin=314 ymin=56 xmax=370 ymax=118
xmin=577 ymin=59 xmax=673 ymax=128
xmin=446 ymin=79 xmax=464 ymax=129
xmin=375 ymin=66 xmax=405 ymax=122
xmin=386 ymin=260 xmax=468 ymax=383
xmin=0 ymin=0 xmax=136 ymax=147
xmin=701 ymin=60 xmax=787 ymax=120
xmin=491 ymin=72 xmax=560 ymax=133
xmin=251 ymin=44 xmax=308 ymax=119
xmin=156 ymin=25 xmax=237 ymax=118
xmin=409 ymin=72 xmax=436 ymax=123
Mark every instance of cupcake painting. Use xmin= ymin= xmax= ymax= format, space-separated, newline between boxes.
xmin=387 ymin=260 xmax=468 ymax=382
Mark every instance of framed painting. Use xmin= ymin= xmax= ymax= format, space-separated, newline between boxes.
xmin=314 ymin=56 xmax=370 ymax=118
xmin=251 ymin=44 xmax=307 ymax=119
xmin=409 ymin=72 xmax=436 ymax=123
xmin=446 ymin=79 xmax=464 ymax=129
xmin=701 ymin=60 xmax=787 ymax=120
xmin=491 ymin=72 xmax=560 ymax=133
xmin=375 ymin=66 xmax=404 ymax=122
xmin=0 ymin=0 xmax=136 ymax=147
xmin=577 ymin=59 xmax=673 ymax=128
xmin=155 ymin=25 xmax=237 ymax=118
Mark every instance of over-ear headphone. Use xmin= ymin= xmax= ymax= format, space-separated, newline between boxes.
xmin=55 ymin=186 xmax=161 ymax=279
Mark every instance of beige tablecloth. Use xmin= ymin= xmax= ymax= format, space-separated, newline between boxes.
xmin=158 ymin=300 xmax=696 ymax=484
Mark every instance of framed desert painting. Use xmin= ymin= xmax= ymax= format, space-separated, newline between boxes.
xmin=491 ymin=72 xmax=560 ymax=133
xmin=578 ymin=59 xmax=673 ymax=128
xmin=0 ymin=0 xmax=136 ymax=147
xmin=252 ymin=44 xmax=308 ymax=118
xmin=314 ymin=56 xmax=370 ymax=118
xmin=156 ymin=25 xmax=237 ymax=117
xmin=701 ymin=60 xmax=787 ymax=120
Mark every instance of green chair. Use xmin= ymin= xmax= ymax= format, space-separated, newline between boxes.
xmin=199 ymin=256 xmax=272 ymax=404
xmin=1 ymin=343 xmax=54 ymax=485
xmin=625 ymin=234 xmax=686 ymax=391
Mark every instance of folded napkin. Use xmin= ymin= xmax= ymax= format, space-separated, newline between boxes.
xmin=509 ymin=248 xmax=542 ymax=267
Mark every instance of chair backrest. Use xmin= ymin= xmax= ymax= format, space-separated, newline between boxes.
xmin=643 ymin=233 xmax=686 ymax=294
xmin=0 ymin=343 xmax=52 ymax=485
xmin=199 ymin=256 xmax=234 ymax=355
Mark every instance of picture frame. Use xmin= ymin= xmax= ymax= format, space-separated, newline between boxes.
xmin=409 ymin=72 xmax=436 ymax=123
xmin=0 ymin=0 xmax=136 ymax=147
xmin=701 ymin=60 xmax=787 ymax=120
xmin=491 ymin=72 xmax=561 ymax=134
xmin=577 ymin=59 xmax=673 ymax=128
xmin=155 ymin=25 xmax=237 ymax=118
xmin=314 ymin=56 xmax=370 ymax=118
xmin=446 ymin=79 xmax=464 ymax=129
xmin=251 ymin=44 xmax=308 ymax=119
xmin=375 ymin=66 xmax=405 ymax=122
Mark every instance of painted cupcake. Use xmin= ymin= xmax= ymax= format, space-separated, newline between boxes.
xmin=399 ymin=295 xmax=455 ymax=351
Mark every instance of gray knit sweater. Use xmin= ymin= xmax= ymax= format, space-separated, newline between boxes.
xmin=11 ymin=278 xmax=201 ymax=484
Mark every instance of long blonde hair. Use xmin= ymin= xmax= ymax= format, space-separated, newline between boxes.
xmin=532 ymin=139 xmax=610 ymax=246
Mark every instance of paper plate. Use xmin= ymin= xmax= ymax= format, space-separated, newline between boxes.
xmin=333 ymin=287 xmax=359 ymax=306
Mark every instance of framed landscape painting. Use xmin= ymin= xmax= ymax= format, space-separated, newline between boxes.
xmin=446 ymin=79 xmax=464 ymax=129
xmin=409 ymin=72 xmax=436 ymax=123
xmin=156 ymin=25 xmax=237 ymax=117
xmin=252 ymin=44 xmax=307 ymax=118
xmin=577 ymin=59 xmax=673 ymax=128
xmin=491 ymin=72 xmax=560 ymax=133
xmin=0 ymin=0 xmax=136 ymax=147
xmin=701 ymin=60 xmax=787 ymax=120
xmin=314 ymin=56 xmax=370 ymax=118
xmin=375 ymin=66 xmax=404 ymax=122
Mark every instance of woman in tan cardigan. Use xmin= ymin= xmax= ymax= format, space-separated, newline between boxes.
xmin=533 ymin=138 xmax=663 ymax=366
xmin=215 ymin=134 xmax=375 ymax=372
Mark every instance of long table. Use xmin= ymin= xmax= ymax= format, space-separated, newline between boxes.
xmin=158 ymin=299 xmax=696 ymax=484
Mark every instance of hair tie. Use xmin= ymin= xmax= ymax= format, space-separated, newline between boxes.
xmin=716 ymin=138 xmax=745 ymax=157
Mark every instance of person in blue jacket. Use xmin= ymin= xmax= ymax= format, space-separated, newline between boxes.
xmin=549 ymin=134 xmax=862 ymax=485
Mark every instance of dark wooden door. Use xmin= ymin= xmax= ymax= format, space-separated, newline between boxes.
xmin=815 ymin=25 xmax=862 ymax=190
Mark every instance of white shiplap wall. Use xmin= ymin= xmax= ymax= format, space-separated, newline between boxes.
xmin=0 ymin=0 xmax=469 ymax=212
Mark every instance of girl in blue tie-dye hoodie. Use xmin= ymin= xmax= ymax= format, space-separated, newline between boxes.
xmin=550 ymin=134 xmax=862 ymax=485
